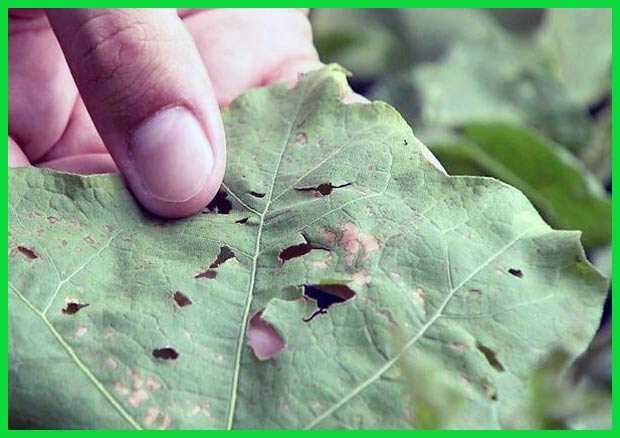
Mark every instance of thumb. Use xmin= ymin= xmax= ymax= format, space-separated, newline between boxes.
xmin=46 ymin=8 xmax=225 ymax=218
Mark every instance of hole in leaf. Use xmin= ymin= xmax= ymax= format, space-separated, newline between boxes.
xmin=303 ymin=284 xmax=356 ymax=322
xmin=62 ymin=302 xmax=89 ymax=315
xmin=236 ymin=217 xmax=249 ymax=224
xmin=203 ymin=191 xmax=232 ymax=214
xmin=280 ymin=243 xmax=313 ymax=262
xmin=249 ymin=191 xmax=265 ymax=198
xmin=13 ymin=246 xmax=38 ymax=260
xmin=195 ymin=246 xmax=235 ymax=279
xmin=295 ymin=182 xmax=352 ymax=197
xmin=173 ymin=291 xmax=192 ymax=307
xmin=247 ymin=311 xmax=285 ymax=360
xmin=476 ymin=342 xmax=505 ymax=373
xmin=279 ymin=234 xmax=329 ymax=265
xmin=152 ymin=347 xmax=179 ymax=360
xmin=508 ymin=268 xmax=523 ymax=278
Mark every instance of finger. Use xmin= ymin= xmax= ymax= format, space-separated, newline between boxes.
xmin=46 ymin=8 xmax=225 ymax=218
xmin=184 ymin=8 xmax=319 ymax=105
xmin=38 ymin=153 xmax=118 ymax=175
xmin=8 ymin=136 xmax=30 ymax=167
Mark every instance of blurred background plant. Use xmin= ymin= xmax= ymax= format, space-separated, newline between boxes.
xmin=312 ymin=9 xmax=612 ymax=429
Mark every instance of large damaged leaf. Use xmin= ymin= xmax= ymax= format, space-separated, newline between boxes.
xmin=8 ymin=66 xmax=607 ymax=429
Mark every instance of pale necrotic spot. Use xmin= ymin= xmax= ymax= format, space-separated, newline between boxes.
xmin=195 ymin=246 xmax=235 ymax=279
xmin=352 ymin=269 xmax=371 ymax=285
xmin=173 ymin=291 xmax=192 ymax=307
xmin=249 ymin=191 xmax=265 ymax=198
xmin=203 ymin=191 xmax=232 ymax=214
xmin=295 ymin=182 xmax=352 ymax=198
xmin=129 ymin=388 xmax=149 ymax=408
xmin=105 ymin=356 xmax=119 ymax=370
xmin=476 ymin=342 xmax=505 ymax=372
xmin=303 ymin=284 xmax=356 ymax=322
xmin=74 ymin=326 xmax=88 ymax=337
xmin=339 ymin=222 xmax=379 ymax=267
xmin=319 ymin=227 xmax=336 ymax=244
xmin=144 ymin=407 xmax=160 ymax=427
xmin=295 ymin=132 xmax=308 ymax=144
xmin=62 ymin=302 xmax=89 ymax=315
xmin=247 ymin=311 xmax=285 ymax=360
xmin=152 ymin=347 xmax=179 ymax=360
xmin=508 ymin=268 xmax=523 ymax=278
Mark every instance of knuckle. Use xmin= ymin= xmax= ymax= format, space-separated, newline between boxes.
xmin=71 ymin=13 xmax=164 ymax=112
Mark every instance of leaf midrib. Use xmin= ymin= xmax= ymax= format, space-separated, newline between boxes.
xmin=224 ymin=79 xmax=310 ymax=429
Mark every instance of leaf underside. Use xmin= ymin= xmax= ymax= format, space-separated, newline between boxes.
xmin=8 ymin=66 xmax=607 ymax=430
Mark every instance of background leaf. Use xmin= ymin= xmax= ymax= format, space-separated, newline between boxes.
xmin=426 ymin=123 xmax=612 ymax=247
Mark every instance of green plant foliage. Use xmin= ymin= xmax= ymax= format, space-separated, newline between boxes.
xmin=8 ymin=66 xmax=607 ymax=429
xmin=426 ymin=123 xmax=612 ymax=248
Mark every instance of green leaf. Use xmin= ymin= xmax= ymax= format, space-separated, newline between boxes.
xmin=372 ymin=37 xmax=593 ymax=149
xmin=312 ymin=8 xmax=505 ymax=79
xmin=537 ymin=8 xmax=612 ymax=106
xmin=8 ymin=66 xmax=607 ymax=429
xmin=580 ymin=107 xmax=612 ymax=184
xmin=427 ymin=123 xmax=611 ymax=248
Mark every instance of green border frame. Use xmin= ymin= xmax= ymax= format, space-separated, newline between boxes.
xmin=1 ymin=4 xmax=616 ymax=432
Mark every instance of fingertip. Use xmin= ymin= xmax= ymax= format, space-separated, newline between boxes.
xmin=8 ymin=136 xmax=30 ymax=167
xmin=125 ymin=107 xmax=225 ymax=219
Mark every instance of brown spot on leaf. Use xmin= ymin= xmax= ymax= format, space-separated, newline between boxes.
xmin=12 ymin=246 xmax=38 ymax=260
xmin=83 ymin=235 xmax=96 ymax=245
xmin=481 ymin=377 xmax=498 ymax=401
xmin=62 ymin=302 xmax=89 ymax=315
xmin=339 ymin=222 xmax=379 ymax=267
xmin=249 ymin=191 xmax=265 ymax=198
xmin=378 ymin=308 xmax=395 ymax=324
xmin=173 ymin=291 xmax=192 ymax=307
xmin=296 ymin=182 xmax=351 ymax=198
xmin=235 ymin=217 xmax=249 ymax=224
xmin=508 ymin=268 xmax=523 ymax=278
xmin=247 ymin=311 xmax=285 ymax=360
xmin=476 ymin=342 xmax=505 ymax=372
xmin=411 ymin=287 xmax=426 ymax=313
xmin=195 ymin=246 xmax=235 ymax=279
xmin=47 ymin=216 xmax=60 ymax=224
xmin=451 ymin=342 xmax=467 ymax=352
xmin=467 ymin=289 xmax=482 ymax=303
xmin=295 ymin=132 xmax=308 ymax=144
xmin=152 ymin=347 xmax=179 ymax=360
xmin=203 ymin=191 xmax=232 ymax=214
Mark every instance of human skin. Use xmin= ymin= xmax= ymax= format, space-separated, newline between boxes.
xmin=8 ymin=8 xmax=327 ymax=218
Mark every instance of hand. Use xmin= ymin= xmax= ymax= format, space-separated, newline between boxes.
xmin=9 ymin=8 xmax=322 ymax=218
